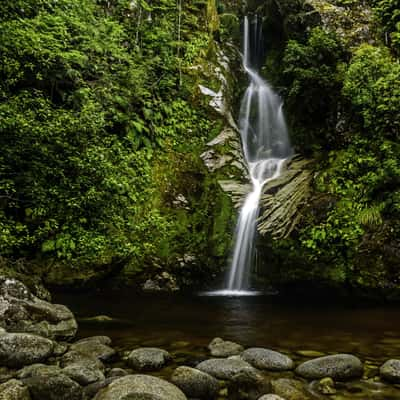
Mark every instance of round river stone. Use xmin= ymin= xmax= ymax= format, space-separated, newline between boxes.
xmin=242 ymin=348 xmax=294 ymax=371
xmin=295 ymin=354 xmax=363 ymax=380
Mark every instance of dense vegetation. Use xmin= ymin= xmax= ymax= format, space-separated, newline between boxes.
xmin=261 ymin=0 xmax=400 ymax=294
xmin=0 ymin=0 xmax=399 ymax=294
xmin=0 ymin=0 xmax=235 ymax=285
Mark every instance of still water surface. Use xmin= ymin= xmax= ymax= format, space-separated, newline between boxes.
xmin=55 ymin=290 xmax=400 ymax=363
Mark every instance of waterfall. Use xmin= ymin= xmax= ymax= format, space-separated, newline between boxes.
xmin=225 ymin=15 xmax=292 ymax=294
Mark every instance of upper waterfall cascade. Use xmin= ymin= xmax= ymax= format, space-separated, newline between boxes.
xmin=224 ymin=15 xmax=292 ymax=294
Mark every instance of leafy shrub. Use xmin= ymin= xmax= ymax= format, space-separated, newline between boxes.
xmin=343 ymin=44 xmax=400 ymax=140
xmin=373 ymin=0 xmax=400 ymax=53
xmin=282 ymin=27 xmax=346 ymax=151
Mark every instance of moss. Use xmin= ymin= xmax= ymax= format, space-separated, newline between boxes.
xmin=207 ymin=0 xmax=220 ymax=34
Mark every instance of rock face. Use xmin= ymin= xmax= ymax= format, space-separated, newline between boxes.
xmin=0 ymin=277 xmax=77 ymax=340
xmin=93 ymin=374 xmax=187 ymax=400
xmin=242 ymin=348 xmax=295 ymax=371
xmin=295 ymin=354 xmax=363 ymax=380
xmin=127 ymin=347 xmax=171 ymax=371
xmin=196 ymin=358 xmax=257 ymax=380
xmin=258 ymin=157 xmax=314 ymax=240
xmin=306 ymin=0 xmax=375 ymax=47
xmin=0 ymin=333 xmax=54 ymax=368
xmin=0 ymin=379 xmax=31 ymax=400
xmin=208 ymin=337 xmax=244 ymax=357
xmin=171 ymin=366 xmax=219 ymax=399
xmin=142 ymin=272 xmax=180 ymax=292
xmin=380 ymin=359 xmax=400 ymax=383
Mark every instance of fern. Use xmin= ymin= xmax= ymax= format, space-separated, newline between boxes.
xmin=357 ymin=203 xmax=385 ymax=228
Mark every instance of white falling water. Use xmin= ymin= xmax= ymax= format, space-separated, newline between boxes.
xmin=224 ymin=15 xmax=292 ymax=294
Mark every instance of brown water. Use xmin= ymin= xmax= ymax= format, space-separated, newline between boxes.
xmin=54 ymin=290 xmax=400 ymax=399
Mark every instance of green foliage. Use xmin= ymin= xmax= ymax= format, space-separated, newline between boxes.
xmin=301 ymin=200 xmax=364 ymax=263
xmin=373 ymin=0 xmax=400 ymax=53
xmin=0 ymin=0 xmax=231 ymax=278
xmin=300 ymin=136 xmax=399 ymax=267
xmin=343 ymin=44 xmax=400 ymax=140
xmin=282 ymin=27 xmax=346 ymax=150
xmin=257 ymin=0 xmax=400 ymax=293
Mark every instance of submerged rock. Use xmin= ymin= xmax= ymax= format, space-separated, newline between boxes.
xmin=0 ymin=379 xmax=31 ymax=400
xmin=258 ymin=395 xmax=286 ymax=400
xmin=0 ymin=333 xmax=53 ymax=368
xmin=295 ymin=350 xmax=325 ymax=358
xmin=208 ymin=337 xmax=244 ymax=357
xmin=196 ymin=358 xmax=257 ymax=380
xmin=93 ymin=374 xmax=187 ymax=400
xmin=75 ymin=336 xmax=112 ymax=346
xmin=316 ymin=377 xmax=336 ymax=395
xmin=242 ymin=348 xmax=295 ymax=371
xmin=0 ymin=277 xmax=77 ymax=340
xmin=171 ymin=366 xmax=219 ymax=399
xmin=78 ymin=315 xmax=115 ymax=323
xmin=127 ymin=347 xmax=171 ymax=371
xmin=229 ymin=369 xmax=271 ymax=400
xmin=295 ymin=354 xmax=363 ymax=380
xmin=380 ymin=359 xmax=400 ymax=383
xmin=107 ymin=368 xmax=129 ymax=378
xmin=271 ymin=378 xmax=310 ymax=400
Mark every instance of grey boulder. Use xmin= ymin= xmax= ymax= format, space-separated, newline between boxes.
xmin=242 ymin=348 xmax=294 ymax=371
xmin=127 ymin=347 xmax=171 ymax=371
xmin=93 ymin=374 xmax=187 ymax=400
xmin=295 ymin=354 xmax=363 ymax=380
xmin=63 ymin=363 xmax=105 ymax=386
xmin=60 ymin=350 xmax=105 ymax=372
xmin=0 ymin=277 xmax=77 ymax=340
xmin=70 ymin=341 xmax=116 ymax=362
xmin=196 ymin=358 xmax=257 ymax=380
xmin=380 ymin=359 xmax=400 ymax=383
xmin=208 ymin=337 xmax=244 ymax=357
xmin=83 ymin=377 xmax=120 ymax=399
xmin=258 ymin=395 xmax=286 ymax=400
xmin=0 ymin=333 xmax=53 ymax=367
xmin=171 ymin=366 xmax=219 ymax=398
xmin=0 ymin=379 xmax=31 ymax=400
xmin=20 ymin=364 xmax=82 ymax=400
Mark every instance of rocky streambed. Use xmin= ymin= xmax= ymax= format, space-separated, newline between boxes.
xmin=0 ymin=278 xmax=400 ymax=399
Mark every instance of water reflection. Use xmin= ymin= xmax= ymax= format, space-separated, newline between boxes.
xmin=54 ymin=290 xmax=400 ymax=361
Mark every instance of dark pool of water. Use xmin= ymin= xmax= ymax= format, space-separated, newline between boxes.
xmin=54 ymin=290 xmax=400 ymax=363
xmin=53 ymin=290 xmax=400 ymax=399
